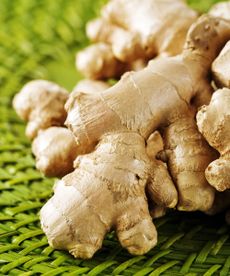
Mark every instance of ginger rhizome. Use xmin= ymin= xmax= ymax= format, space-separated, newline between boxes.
xmin=76 ymin=0 xmax=198 ymax=79
xmin=197 ymin=40 xmax=230 ymax=192
xmin=41 ymin=132 xmax=178 ymax=258
xmin=39 ymin=15 xmax=230 ymax=259
xmin=197 ymin=88 xmax=230 ymax=192
xmin=73 ymin=79 xmax=110 ymax=94
xmin=209 ymin=1 xmax=230 ymax=21
xmin=13 ymin=80 xmax=75 ymax=176
xmin=32 ymin=127 xmax=78 ymax=177
xmin=13 ymin=79 xmax=110 ymax=177
xmin=212 ymin=40 xmax=230 ymax=88
xmin=13 ymin=80 xmax=68 ymax=139
xmin=76 ymin=43 xmax=130 ymax=80
xmin=194 ymin=16 xmax=230 ymax=220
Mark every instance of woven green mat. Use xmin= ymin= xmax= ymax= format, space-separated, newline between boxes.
xmin=0 ymin=0 xmax=229 ymax=275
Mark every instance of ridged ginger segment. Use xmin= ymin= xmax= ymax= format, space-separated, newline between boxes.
xmin=76 ymin=43 xmax=129 ymax=80
xmin=13 ymin=80 xmax=68 ymax=139
xmin=76 ymin=0 xmax=197 ymax=79
xmin=73 ymin=79 xmax=110 ymax=94
xmin=32 ymin=127 xmax=78 ymax=177
xmin=41 ymin=132 xmax=178 ymax=259
xmin=13 ymin=79 xmax=110 ymax=177
xmin=197 ymin=88 xmax=230 ymax=192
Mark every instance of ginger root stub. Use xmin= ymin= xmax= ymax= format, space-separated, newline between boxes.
xmin=13 ymin=80 xmax=68 ymax=139
xmin=197 ymin=88 xmax=230 ymax=192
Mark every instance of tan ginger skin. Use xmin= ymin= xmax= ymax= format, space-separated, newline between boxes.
xmin=212 ymin=40 xmax=230 ymax=88
xmin=13 ymin=80 xmax=68 ymax=139
xmin=209 ymin=2 xmax=230 ymax=87
xmin=204 ymin=35 xmax=230 ymax=191
xmin=13 ymin=79 xmax=110 ymax=177
xmin=207 ymin=1 xmax=230 ymax=192
xmin=209 ymin=1 xmax=230 ymax=21
xmin=32 ymin=127 xmax=78 ymax=178
xmin=197 ymin=88 xmax=230 ymax=192
xmin=76 ymin=0 xmax=198 ymax=79
xmin=76 ymin=43 xmax=130 ymax=80
xmin=40 ymin=15 xmax=230 ymax=259
xmin=198 ymin=39 xmax=230 ymax=192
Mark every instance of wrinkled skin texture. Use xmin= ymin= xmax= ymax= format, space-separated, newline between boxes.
xmin=197 ymin=88 xmax=230 ymax=192
xmin=76 ymin=0 xmax=197 ymax=79
xmin=14 ymin=79 xmax=110 ymax=177
xmin=40 ymin=15 xmax=230 ymax=259
xmin=13 ymin=80 xmax=68 ymax=139
xmin=162 ymin=115 xmax=217 ymax=211
xmin=41 ymin=132 xmax=178 ymax=259
xmin=73 ymin=79 xmax=110 ymax=94
xmin=32 ymin=80 xmax=111 ymax=177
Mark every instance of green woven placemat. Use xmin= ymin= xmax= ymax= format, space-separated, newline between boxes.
xmin=0 ymin=0 xmax=229 ymax=275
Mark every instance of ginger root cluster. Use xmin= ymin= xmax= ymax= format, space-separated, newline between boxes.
xmin=13 ymin=0 xmax=230 ymax=259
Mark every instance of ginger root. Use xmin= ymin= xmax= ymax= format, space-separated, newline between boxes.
xmin=41 ymin=132 xmax=178 ymax=259
xmin=73 ymin=79 xmax=110 ymax=94
xmin=212 ymin=40 xmax=230 ymax=88
xmin=76 ymin=43 xmax=130 ymax=80
xmin=67 ymin=15 xmax=229 ymax=212
xmin=14 ymin=79 xmax=110 ymax=177
xmin=76 ymin=0 xmax=197 ymax=79
xmin=209 ymin=1 xmax=230 ymax=21
xmin=13 ymin=80 xmax=68 ymax=139
xmin=32 ymin=127 xmax=78 ymax=177
xmin=39 ymin=15 xmax=230 ymax=259
xmin=197 ymin=88 xmax=230 ymax=192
